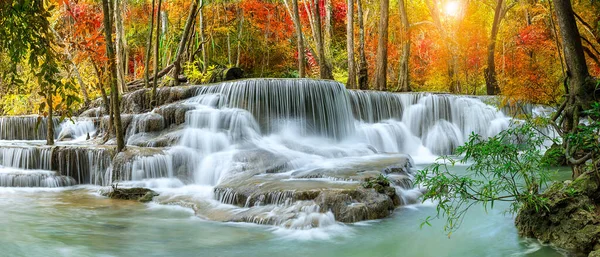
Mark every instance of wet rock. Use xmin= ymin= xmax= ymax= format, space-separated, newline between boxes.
xmin=314 ymin=188 xmax=395 ymax=222
xmin=103 ymin=187 xmax=159 ymax=203
xmin=80 ymin=107 xmax=105 ymax=118
xmin=99 ymin=114 xmax=134 ymax=135
xmin=154 ymin=104 xmax=195 ymax=128
xmin=516 ymin=172 xmax=600 ymax=255
xmin=127 ymin=113 xmax=165 ymax=135
xmin=215 ymin=172 xmax=403 ymax=223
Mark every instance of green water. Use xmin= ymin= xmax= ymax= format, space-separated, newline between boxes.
xmin=0 ymin=166 xmax=572 ymax=257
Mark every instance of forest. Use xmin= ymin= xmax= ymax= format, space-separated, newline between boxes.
xmin=1 ymin=0 xmax=600 ymax=256
xmin=1 ymin=0 xmax=599 ymax=117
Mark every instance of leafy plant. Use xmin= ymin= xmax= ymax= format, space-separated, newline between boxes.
xmin=415 ymin=122 xmax=554 ymax=235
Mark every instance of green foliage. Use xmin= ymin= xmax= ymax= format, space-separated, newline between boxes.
xmin=565 ymin=101 xmax=600 ymax=170
xmin=415 ymin=122 xmax=555 ymax=235
xmin=182 ymin=61 xmax=216 ymax=84
xmin=0 ymin=1 xmax=80 ymax=119
xmin=362 ymin=174 xmax=392 ymax=189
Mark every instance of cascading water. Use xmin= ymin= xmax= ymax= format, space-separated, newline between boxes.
xmin=0 ymin=116 xmax=60 ymax=140
xmin=0 ymin=79 xmax=513 ymax=231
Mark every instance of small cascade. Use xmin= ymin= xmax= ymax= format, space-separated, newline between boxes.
xmin=193 ymin=79 xmax=356 ymax=139
xmin=57 ymin=119 xmax=96 ymax=141
xmin=0 ymin=146 xmax=53 ymax=170
xmin=53 ymin=147 xmax=114 ymax=185
xmin=0 ymin=116 xmax=60 ymax=140
xmin=119 ymin=153 xmax=175 ymax=181
xmin=184 ymin=108 xmax=260 ymax=144
xmin=347 ymin=90 xmax=421 ymax=123
xmin=423 ymin=120 xmax=464 ymax=155
xmin=0 ymin=168 xmax=76 ymax=187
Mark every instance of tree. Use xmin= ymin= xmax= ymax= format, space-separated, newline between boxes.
xmin=357 ymin=0 xmax=368 ymax=90
xmin=144 ymin=0 xmax=157 ymax=89
xmin=171 ymin=0 xmax=202 ymax=87
xmin=114 ymin=0 xmax=128 ymax=93
xmin=553 ymin=0 xmax=599 ymax=178
xmin=311 ymin=0 xmax=334 ymax=79
xmin=102 ymin=0 xmax=126 ymax=152
xmin=282 ymin=0 xmax=305 ymax=78
xmin=346 ymin=0 xmax=356 ymax=88
xmin=374 ymin=0 xmax=389 ymax=91
xmin=397 ymin=0 xmax=410 ymax=92
xmin=0 ymin=0 xmax=80 ymax=145
xmin=484 ymin=0 xmax=510 ymax=95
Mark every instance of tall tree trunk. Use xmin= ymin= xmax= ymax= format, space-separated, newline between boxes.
xmin=311 ymin=0 xmax=333 ymax=79
xmin=325 ymin=0 xmax=333 ymax=65
xmin=346 ymin=0 xmax=356 ymax=88
xmin=374 ymin=0 xmax=389 ymax=91
xmin=151 ymin=0 xmax=163 ymax=105
xmin=485 ymin=0 xmax=503 ymax=95
xmin=199 ymin=5 xmax=207 ymax=73
xmin=397 ymin=0 xmax=410 ymax=92
xmin=554 ymin=0 xmax=597 ymax=178
xmin=284 ymin=0 xmax=306 ymax=78
xmin=144 ymin=0 xmax=156 ymax=89
xmin=114 ymin=0 xmax=127 ymax=93
xmin=172 ymin=0 xmax=200 ymax=86
xmin=357 ymin=0 xmax=368 ymax=90
xmin=102 ymin=0 xmax=125 ymax=152
xmin=236 ymin=7 xmax=243 ymax=67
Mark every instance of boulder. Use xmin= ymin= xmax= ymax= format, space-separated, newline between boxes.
xmin=103 ymin=187 xmax=159 ymax=203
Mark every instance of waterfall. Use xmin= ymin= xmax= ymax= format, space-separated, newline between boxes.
xmin=0 ymin=78 xmax=512 ymax=198
xmin=0 ymin=116 xmax=60 ymax=140
xmin=193 ymin=79 xmax=356 ymax=139
xmin=0 ymin=146 xmax=53 ymax=170
xmin=54 ymin=147 xmax=113 ymax=185
xmin=57 ymin=119 xmax=96 ymax=140
xmin=0 ymin=168 xmax=76 ymax=187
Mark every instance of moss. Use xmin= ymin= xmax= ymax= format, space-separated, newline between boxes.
xmin=104 ymin=187 xmax=159 ymax=203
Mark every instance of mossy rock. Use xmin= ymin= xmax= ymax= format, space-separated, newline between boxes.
xmin=104 ymin=187 xmax=159 ymax=203
xmin=541 ymin=144 xmax=567 ymax=166
xmin=516 ymin=172 xmax=600 ymax=255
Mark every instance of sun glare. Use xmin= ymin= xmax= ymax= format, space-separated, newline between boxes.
xmin=443 ymin=1 xmax=460 ymax=17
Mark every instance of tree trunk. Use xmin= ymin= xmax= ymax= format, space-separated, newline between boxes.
xmin=325 ymin=0 xmax=333 ymax=63
xmin=374 ymin=0 xmax=389 ymax=91
xmin=397 ymin=0 xmax=410 ymax=92
xmin=144 ymin=0 xmax=156 ymax=89
xmin=172 ymin=0 xmax=200 ymax=87
xmin=484 ymin=0 xmax=503 ymax=95
xmin=357 ymin=0 xmax=368 ymax=90
xmin=285 ymin=0 xmax=306 ymax=78
xmin=114 ymin=0 xmax=127 ymax=93
xmin=312 ymin=0 xmax=333 ymax=79
xmin=236 ymin=7 xmax=243 ymax=67
xmin=346 ymin=0 xmax=356 ymax=88
xmin=554 ymin=0 xmax=597 ymax=178
xmin=199 ymin=5 xmax=207 ymax=73
xmin=102 ymin=0 xmax=125 ymax=152
xmin=152 ymin=0 xmax=163 ymax=105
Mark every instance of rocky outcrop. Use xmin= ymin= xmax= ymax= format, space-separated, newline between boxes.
xmin=516 ymin=172 xmax=600 ymax=256
xmin=103 ymin=187 xmax=159 ymax=202
xmin=214 ymin=164 xmax=408 ymax=223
